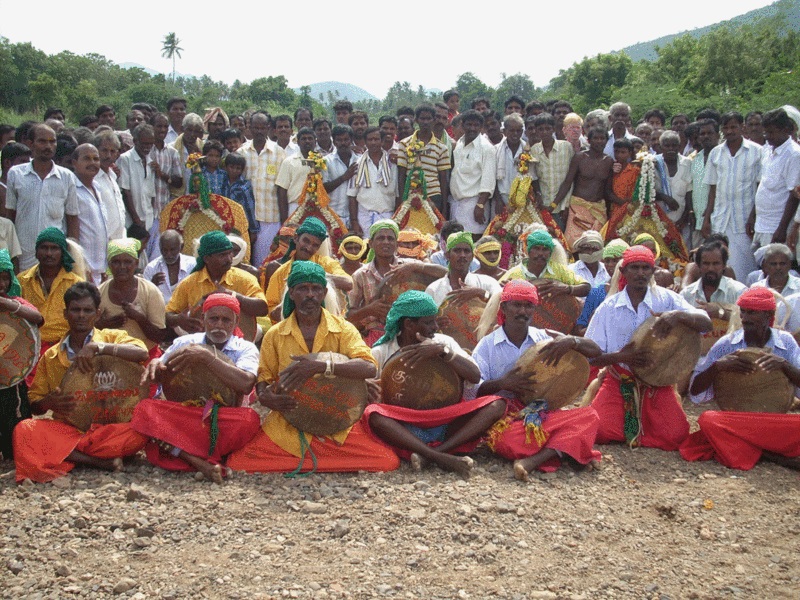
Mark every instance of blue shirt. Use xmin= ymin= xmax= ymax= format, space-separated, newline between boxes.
xmin=202 ymin=167 xmax=227 ymax=196
xmin=161 ymin=332 xmax=260 ymax=376
xmin=472 ymin=326 xmax=551 ymax=398
xmin=220 ymin=175 xmax=260 ymax=234
xmin=690 ymin=328 xmax=800 ymax=404
xmin=577 ymin=284 xmax=607 ymax=328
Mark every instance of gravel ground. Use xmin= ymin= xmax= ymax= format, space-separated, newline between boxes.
xmin=2 ymin=402 xmax=799 ymax=600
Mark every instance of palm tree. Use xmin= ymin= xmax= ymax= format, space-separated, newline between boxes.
xmin=161 ymin=33 xmax=183 ymax=84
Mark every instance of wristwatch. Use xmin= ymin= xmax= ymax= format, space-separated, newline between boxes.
xmin=441 ymin=346 xmax=455 ymax=362
xmin=96 ymin=342 xmax=106 ymax=356
xmin=717 ymin=307 xmax=725 ymax=319
xmin=476 ymin=203 xmax=485 ymax=209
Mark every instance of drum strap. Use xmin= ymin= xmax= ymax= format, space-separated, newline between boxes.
xmin=284 ymin=431 xmax=318 ymax=478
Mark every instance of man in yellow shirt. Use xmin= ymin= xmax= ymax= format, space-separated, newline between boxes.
xmin=227 ymin=261 xmax=399 ymax=474
xmin=14 ymin=282 xmax=150 ymax=483
xmin=166 ymin=230 xmax=267 ymax=333
xmin=265 ymin=216 xmax=352 ymax=320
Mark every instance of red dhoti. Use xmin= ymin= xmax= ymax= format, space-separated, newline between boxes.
xmin=361 ymin=396 xmax=506 ymax=459
xmin=13 ymin=419 xmax=147 ymax=483
xmin=130 ymin=399 xmax=261 ymax=471
xmin=591 ymin=366 xmax=689 ymax=451
xmin=486 ymin=399 xmax=601 ymax=471
xmin=226 ymin=420 xmax=400 ymax=473
xmin=680 ymin=411 xmax=800 ymax=470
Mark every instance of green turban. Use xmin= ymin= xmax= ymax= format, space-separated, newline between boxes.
xmin=602 ymin=238 xmax=629 ymax=259
xmin=446 ymin=231 xmax=474 ymax=251
xmin=365 ymin=219 xmax=400 ymax=262
xmin=283 ymin=260 xmax=328 ymax=319
xmin=36 ymin=227 xmax=74 ymax=272
xmin=373 ymin=290 xmax=438 ymax=347
xmin=0 ymin=249 xmax=21 ymax=298
xmin=280 ymin=217 xmax=329 ymax=264
xmin=526 ymin=230 xmax=555 ymax=252
xmin=192 ymin=230 xmax=233 ymax=273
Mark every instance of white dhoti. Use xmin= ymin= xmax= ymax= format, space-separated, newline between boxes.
xmin=449 ymin=196 xmax=487 ymax=234
xmin=724 ymin=227 xmax=757 ymax=283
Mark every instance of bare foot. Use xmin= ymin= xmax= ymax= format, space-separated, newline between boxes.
xmin=433 ymin=454 xmax=473 ymax=478
xmin=199 ymin=463 xmax=224 ymax=484
xmin=513 ymin=461 xmax=529 ymax=482
xmin=410 ymin=452 xmax=427 ymax=471
xmin=112 ymin=457 xmax=124 ymax=473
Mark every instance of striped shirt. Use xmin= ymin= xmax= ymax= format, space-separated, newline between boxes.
xmin=396 ymin=132 xmax=450 ymax=197
xmin=532 ymin=141 xmax=574 ymax=211
xmin=690 ymin=150 xmax=711 ymax=231
xmin=237 ymin=139 xmax=286 ymax=224
xmin=148 ymin=144 xmax=181 ymax=211
xmin=703 ymin=139 xmax=761 ymax=234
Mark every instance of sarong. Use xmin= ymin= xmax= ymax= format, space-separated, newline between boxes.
xmin=565 ymin=196 xmax=607 ymax=247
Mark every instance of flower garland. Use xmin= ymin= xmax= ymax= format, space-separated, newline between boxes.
xmin=307 ymin=151 xmax=327 ymax=172
xmin=405 ymin=138 xmax=425 ymax=166
xmin=180 ymin=152 xmax=229 ymax=231
xmin=394 ymin=167 xmax=441 ymax=230
xmin=617 ymin=153 xmax=668 ymax=240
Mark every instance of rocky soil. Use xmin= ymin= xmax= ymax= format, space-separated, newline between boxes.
xmin=2 ymin=402 xmax=799 ymax=600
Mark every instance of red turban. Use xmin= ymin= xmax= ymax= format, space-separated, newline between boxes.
xmin=618 ymin=245 xmax=656 ymax=291
xmin=498 ymin=280 xmax=539 ymax=325
xmin=737 ymin=287 xmax=777 ymax=312
xmin=203 ymin=292 xmax=241 ymax=315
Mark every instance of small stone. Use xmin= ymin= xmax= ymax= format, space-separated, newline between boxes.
xmin=113 ymin=577 xmax=137 ymax=594
xmin=302 ymin=501 xmax=327 ymax=514
xmin=645 ymin=583 xmax=659 ymax=593
xmin=331 ymin=522 xmax=350 ymax=538
xmin=73 ymin=517 xmax=87 ymax=529
xmin=7 ymin=561 xmax=24 ymax=575
xmin=135 ymin=527 xmax=155 ymax=538
xmin=699 ymin=527 xmax=714 ymax=540
xmin=770 ymin=555 xmax=781 ymax=564
xmin=51 ymin=477 xmax=71 ymax=489
xmin=125 ymin=488 xmax=145 ymax=502
xmin=133 ymin=537 xmax=151 ymax=548
xmin=735 ymin=564 xmax=746 ymax=574
xmin=529 ymin=592 xmax=557 ymax=600
xmin=56 ymin=565 xmax=71 ymax=577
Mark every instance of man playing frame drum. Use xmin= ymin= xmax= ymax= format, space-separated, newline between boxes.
xmin=473 ymin=280 xmax=603 ymax=481
xmin=363 ymin=290 xmax=506 ymax=477
xmin=681 ymin=287 xmax=800 ymax=470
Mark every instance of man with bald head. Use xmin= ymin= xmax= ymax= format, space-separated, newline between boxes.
xmin=72 ymin=144 xmax=110 ymax=284
xmin=6 ymin=124 xmax=80 ymax=269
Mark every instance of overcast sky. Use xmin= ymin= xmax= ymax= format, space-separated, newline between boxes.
xmin=0 ymin=0 xmax=775 ymax=98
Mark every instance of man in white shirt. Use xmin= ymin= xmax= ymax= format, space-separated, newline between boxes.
xmin=425 ymin=232 xmax=500 ymax=307
xmin=117 ymin=124 xmax=157 ymax=232
xmin=6 ymin=124 xmax=79 ymax=270
xmin=275 ymin=128 xmax=315 ymax=219
xmin=72 ymin=144 xmax=109 ymax=284
xmin=323 ymin=125 xmax=358 ymax=226
xmin=568 ymin=230 xmax=609 ymax=287
xmin=603 ymin=102 xmax=634 ymax=158
xmin=142 ymin=229 xmax=196 ymax=304
xmin=450 ymin=110 xmax=497 ymax=235
xmin=164 ymin=97 xmax=186 ymax=145
xmin=347 ymin=128 xmax=397 ymax=235
xmin=92 ymin=130 xmax=127 ymax=239
xmin=495 ymin=113 xmax=526 ymax=211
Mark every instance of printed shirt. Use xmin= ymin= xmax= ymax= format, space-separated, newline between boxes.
xmin=237 ymin=139 xmax=286 ymax=223
xmin=703 ymin=139 xmax=761 ymax=233
xmin=396 ymin=132 xmax=450 ymax=197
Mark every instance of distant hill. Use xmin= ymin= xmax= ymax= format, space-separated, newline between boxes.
xmin=620 ymin=0 xmax=800 ymax=62
xmin=297 ymin=81 xmax=379 ymax=104
xmin=120 ymin=62 xmax=167 ymax=77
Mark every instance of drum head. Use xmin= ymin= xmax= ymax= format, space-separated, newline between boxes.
xmin=513 ymin=340 xmax=591 ymax=410
xmin=438 ymin=296 xmax=485 ymax=352
xmin=629 ymin=316 xmax=701 ymax=387
xmin=161 ymin=345 xmax=239 ymax=407
xmin=0 ymin=311 xmax=41 ymax=389
xmin=381 ymin=347 xmax=462 ymax=409
xmin=282 ymin=352 xmax=368 ymax=437
xmin=376 ymin=271 xmax=440 ymax=305
xmin=528 ymin=279 xmax=581 ymax=334
xmin=712 ymin=348 xmax=794 ymax=413
xmin=58 ymin=356 xmax=148 ymax=432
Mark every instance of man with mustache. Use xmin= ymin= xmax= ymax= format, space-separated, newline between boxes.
xmin=680 ymin=241 xmax=745 ymax=326
xmin=132 ymin=293 xmax=261 ymax=483
xmin=142 ymin=229 xmax=196 ymax=303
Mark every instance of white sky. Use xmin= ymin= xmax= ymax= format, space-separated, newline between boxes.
xmin=0 ymin=0 xmax=775 ymax=99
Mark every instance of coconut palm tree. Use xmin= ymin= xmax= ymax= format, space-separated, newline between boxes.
xmin=161 ymin=33 xmax=183 ymax=84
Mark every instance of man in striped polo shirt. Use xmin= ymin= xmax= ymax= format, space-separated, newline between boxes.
xmin=397 ymin=104 xmax=450 ymax=213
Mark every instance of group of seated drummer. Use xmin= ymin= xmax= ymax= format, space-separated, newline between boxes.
xmin=4 ymin=215 xmax=800 ymax=485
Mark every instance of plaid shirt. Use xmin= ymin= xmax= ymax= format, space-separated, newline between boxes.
xmin=349 ymin=257 xmax=415 ymax=333
xmin=220 ymin=176 xmax=260 ymax=233
xmin=237 ymin=139 xmax=286 ymax=223
xmin=202 ymin=167 xmax=227 ymax=195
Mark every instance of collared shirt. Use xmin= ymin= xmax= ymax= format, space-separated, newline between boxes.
xmin=396 ymin=132 xmax=450 ymax=197
xmin=165 ymin=266 xmax=266 ymax=314
xmin=237 ymin=139 xmax=286 ymax=224
xmin=751 ymin=274 xmax=800 ymax=297
xmin=661 ymin=154 xmax=693 ymax=222
xmin=94 ymin=168 xmax=127 ymax=239
xmin=689 ymin=328 xmax=800 ymax=404
xmin=472 ymin=326 xmax=551 ymax=399
xmin=691 ymin=149 xmax=711 ymax=231
xmin=202 ymin=167 xmax=227 ymax=195
xmin=6 ymin=161 xmax=79 ymax=270
xmin=149 ymin=144 xmax=182 ymax=211
xmin=425 ymin=272 xmax=501 ymax=307
xmin=680 ymin=276 xmax=746 ymax=306
xmin=703 ymin=139 xmax=762 ymax=233
xmin=98 ymin=277 xmax=166 ymax=350
xmin=372 ymin=332 xmax=473 ymax=377
xmin=568 ymin=261 xmax=609 ymax=287
xmin=60 ymin=331 xmax=94 ymax=361
xmin=75 ymin=177 xmax=109 ymax=284
xmin=603 ymin=130 xmax=635 ymax=158
xmin=755 ymin=138 xmax=800 ymax=233
xmin=500 ymin=261 xmax=586 ymax=286
xmin=266 ymin=254 xmax=350 ymax=313
xmin=346 ymin=151 xmax=397 ymax=215
xmin=349 ymin=257 xmax=415 ymax=332
xmin=142 ymin=253 xmax=196 ymax=303
xmin=451 ymin=134 xmax=497 ymax=200
xmin=495 ymin=139 xmax=527 ymax=202
xmin=532 ymin=141 xmax=574 ymax=211
xmin=117 ymin=148 xmax=157 ymax=229
xmin=586 ymin=286 xmax=705 ymax=362
xmin=18 ymin=266 xmax=84 ymax=343
xmin=324 ymin=151 xmax=359 ymax=217
xmin=275 ymin=154 xmax=311 ymax=215
xmin=29 ymin=328 xmax=146 ymax=402
xmin=162 ymin=332 xmax=259 ymax=376
xmin=165 ymin=125 xmax=179 ymax=145
xmin=279 ymin=141 xmax=300 ymax=158
xmin=219 ymin=176 xmax=259 ymax=233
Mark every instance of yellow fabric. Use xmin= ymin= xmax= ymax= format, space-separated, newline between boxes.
xmin=499 ymin=261 xmax=585 ymax=286
xmin=265 ymin=255 xmax=351 ymax=313
xmin=258 ymin=309 xmax=376 ymax=457
xmin=29 ymin=329 xmax=147 ymax=403
xmin=165 ymin=266 xmax=265 ymax=314
xmin=18 ymin=266 xmax=84 ymax=344
xmin=98 ymin=277 xmax=166 ymax=350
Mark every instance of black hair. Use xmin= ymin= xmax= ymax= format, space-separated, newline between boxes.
xmin=202 ymin=140 xmax=224 ymax=155
xmin=762 ymin=108 xmax=795 ymax=131
xmin=296 ymin=127 xmax=316 ymax=139
xmin=695 ymin=108 xmax=721 ymax=124
xmin=720 ymin=112 xmax=744 ymax=126
xmin=696 ymin=118 xmax=719 ymax=133
xmin=223 ymin=152 xmax=246 ymax=169
xmin=613 ymin=138 xmax=634 ymax=151
xmin=44 ymin=108 xmax=64 ymax=120
xmin=443 ymin=89 xmax=459 ymax=102
xmin=333 ymin=100 xmax=353 ymax=113
xmin=312 ymin=118 xmax=332 ymax=130
xmin=395 ymin=106 xmax=415 ymax=118
xmin=588 ymin=125 xmax=609 ymax=141
xmin=1 ymin=142 xmax=32 ymax=167
xmin=414 ymin=104 xmax=436 ymax=119
xmin=504 ymin=95 xmax=526 ymax=109
xmin=166 ymin=97 xmax=187 ymax=111
xmin=294 ymin=107 xmax=314 ymax=122
xmin=95 ymin=104 xmax=115 ymax=118
xmin=379 ymin=115 xmax=397 ymax=127
xmin=331 ymin=125 xmax=354 ymax=140
xmin=470 ymin=96 xmax=491 ymax=109
xmin=460 ymin=109 xmax=484 ymax=126
xmin=273 ymin=114 xmax=292 ymax=128
xmin=64 ymin=281 xmax=101 ymax=309
xmin=220 ymin=128 xmax=242 ymax=143
xmin=531 ymin=112 xmax=556 ymax=128
xmin=440 ymin=220 xmax=464 ymax=240
xmin=643 ymin=109 xmax=667 ymax=126
xmin=78 ymin=115 xmax=98 ymax=128
xmin=695 ymin=241 xmax=728 ymax=267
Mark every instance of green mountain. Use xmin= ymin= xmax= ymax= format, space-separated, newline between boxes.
xmin=621 ymin=0 xmax=800 ymax=61
xmin=295 ymin=81 xmax=379 ymax=104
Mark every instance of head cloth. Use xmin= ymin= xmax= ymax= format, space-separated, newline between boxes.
xmin=192 ymin=230 xmax=232 ymax=273
xmin=498 ymin=280 xmax=539 ymax=325
xmin=373 ymin=290 xmax=438 ymax=347
xmin=36 ymin=227 xmax=74 ymax=272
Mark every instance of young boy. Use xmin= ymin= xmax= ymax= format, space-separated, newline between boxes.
xmin=610 ymin=138 xmax=639 ymax=204
xmin=220 ymin=153 xmax=259 ymax=251
xmin=201 ymin=140 xmax=226 ymax=195
xmin=220 ymin=128 xmax=243 ymax=155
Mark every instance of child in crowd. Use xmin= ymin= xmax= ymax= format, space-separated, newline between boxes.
xmin=611 ymin=138 xmax=640 ymax=203
xmin=221 ymin=128 xmax=243 ymax=155
xmin=1 ymin=142 xmax=31 ymax=215
xmin=201 ymin=140 xmax=226 ymax=194
xmin=220 ymin=152 xmax=259 ymax=250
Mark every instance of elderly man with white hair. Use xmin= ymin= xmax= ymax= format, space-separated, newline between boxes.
xmin=750 ymin=243 xmax=800 ymax=297
xmin=568 ymin=230 xmax=609 ymax=286
xmin=169 ymin=112 xmax=205 ymax=198
xmin=603 ymin=102 xmax=634 ymax=158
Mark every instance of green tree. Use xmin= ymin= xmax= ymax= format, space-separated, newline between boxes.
xmin=454 ymin=72 xmax=491 ymax=110
xmin=161 ymin=32 xmax=183 ymax=84
xmin=495 ymin=73 xmax=536 ymax=106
